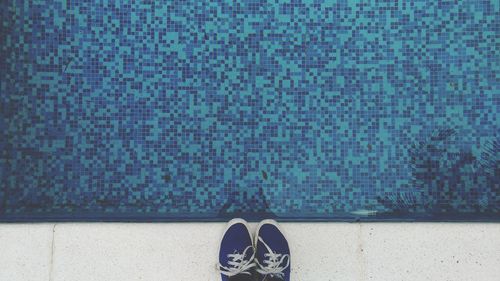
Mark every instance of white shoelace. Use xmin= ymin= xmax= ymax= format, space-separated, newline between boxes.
xmin=255 ymin=237 xmax=290 ymax=279
xmin=217 ymin=245 xmax=256 ymax=277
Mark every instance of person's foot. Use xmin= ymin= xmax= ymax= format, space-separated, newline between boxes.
xmin=217 ymin=218 xmax=256 ymax=281
xmin=254 ymin=220 xmax=291 ymax=281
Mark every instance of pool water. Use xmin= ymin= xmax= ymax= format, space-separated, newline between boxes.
xmin=1 ymin=0 xmax=499 ymax=221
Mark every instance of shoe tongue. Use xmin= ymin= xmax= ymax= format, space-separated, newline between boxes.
xmin=268 ymin=278 xmax=283 ymax=281
xmin=228 ymin=274 xmax=254 ymax=281
xmin=262 ymin=276 xmax=284 ymax=281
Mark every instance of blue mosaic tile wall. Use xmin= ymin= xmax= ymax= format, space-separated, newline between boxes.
xmin=0 ymin=0 xmax=499 ymax=222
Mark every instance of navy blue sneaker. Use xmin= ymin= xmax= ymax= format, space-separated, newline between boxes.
xmin=254 ymin=220 xmax=291 ymax=281
xmin=217 ymin=219 xmax=256 ymax=281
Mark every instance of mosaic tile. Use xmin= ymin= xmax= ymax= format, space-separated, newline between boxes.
xmin=0 ymin=0 xmax=498 ymax=221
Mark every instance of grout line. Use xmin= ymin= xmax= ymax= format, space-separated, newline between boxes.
xmin=357 ymin=223 xmax=367 ymax=281
xmin=48 ymin=224 xmax=57 ymax=281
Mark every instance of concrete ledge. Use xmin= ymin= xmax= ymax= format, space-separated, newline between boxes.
xmin=0 ymin=223 xmax=499 ymax=281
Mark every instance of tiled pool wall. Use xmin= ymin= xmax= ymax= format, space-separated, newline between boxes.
xmin=0 ymin=0 xmax=499 ymax=221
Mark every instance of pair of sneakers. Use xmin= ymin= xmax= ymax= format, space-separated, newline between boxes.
xmin=217 ymin=219 xmax=291 ymax=281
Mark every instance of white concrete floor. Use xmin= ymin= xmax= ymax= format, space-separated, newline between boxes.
xmin=0 ymin=223 xmax=499 ymax=281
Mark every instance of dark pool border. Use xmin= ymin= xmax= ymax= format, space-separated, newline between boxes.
xmin=1 ymin=212 xmax=499 ymax=223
